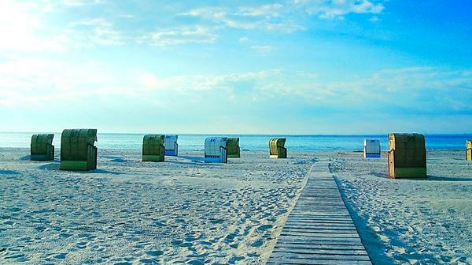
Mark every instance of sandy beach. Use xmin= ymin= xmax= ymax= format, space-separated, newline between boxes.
xmin=1 ymin=149 xmax=472 ymax=264
xmin=0 ymin=148 xmax=312 ymax=264
xmin=331 ymin=150 xmax=472 ymax=265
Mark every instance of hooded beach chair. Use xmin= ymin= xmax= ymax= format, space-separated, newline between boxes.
xmin=60 ymin=129 xmax=97 ymax=171
xmin=227 ymin=138 xmax=240 ymax=158
xmin=143 ymin=134 xmax=165 ymax=162
xmin=467 ymin=140 xmax=472 ymax=161
xmin=31 ymin=134 xmax=54 ymax=161
xmin=364 ymin=139 xmax=381 ymax=158
xmin=269 ymin=138 xmax=287 ymax=159
xmin=164 ymin=135 xmax=178 ymax=156
xmin=388 ymin=133 xmax=426 ymax=178
xmin=204 ymin=137 xmax=228 ymax=163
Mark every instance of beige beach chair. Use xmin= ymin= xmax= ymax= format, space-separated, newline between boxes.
xmin=467 ymin=140 xmax=472 ymax=161
xmin=388 ymin=133 xmax=426 ymax=178
xmin=269 ymin=138 xmax=287 ymax=159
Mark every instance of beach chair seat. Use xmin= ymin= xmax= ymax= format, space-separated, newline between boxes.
xmin=269 ymin=138 xmax=287 ymax=159
xmin=364 ymin=139 xmax=381 ymax=158
xmin=388 ymin=133 xmax=426 ymax=178
xmin=143 ymin=134 xmax=165 ymax=162
xmin=60 ymin=129 xmax=98 ymax=171
xmin=31 ymin=134 xmax=54 ymax=161
xmin=227 ymin=138 xmax=240 ymax=158
xmin=204 ymin=137 xmax=228 ymax=163
xmin=164 ymin=135 xmax=178 ymax=156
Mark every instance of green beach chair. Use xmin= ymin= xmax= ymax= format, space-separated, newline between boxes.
xmin=143 ymin=134 xmax=165 ymax=162
xmin=31 ymin=134 xmax=54 ymax=161
xmin=269 ymin=138 xmax=287 ymax=159
xmin=60 ymin=129 xmax=98 ymax=171
xmin=388 ymin=133 xmax=426 ymax=178
xmin=227 ymin=138 xmax=240 ymax=158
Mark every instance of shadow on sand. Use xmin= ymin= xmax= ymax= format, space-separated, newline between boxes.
xmin=334 ymin=176 xmax=396 ymax=265
xmin=38 ymin=162 xmax=60 ymax=170
xmin=19 ymin=155 xmax=31 ymax=160
xmin=372 ymin=172 xmax=472 ymax=182
xmin=0 ymin=169 xmax=19 ymax=175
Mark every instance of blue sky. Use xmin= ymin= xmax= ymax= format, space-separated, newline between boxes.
xmin=0 ymin=0 xmax=471 ymax=134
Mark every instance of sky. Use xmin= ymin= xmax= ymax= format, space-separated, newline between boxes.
xmin=0 ymin=0 xmax=471 ymax=134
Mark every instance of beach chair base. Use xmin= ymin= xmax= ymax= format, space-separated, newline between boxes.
xmin=143 ymin=155 xmax=164 ymax=162
xmin=364 ymin=153 xmax=381 ymax=159
xmin=204 ymin=156 xmax=227 ymax=163
xmin=60 ymin=161 xmax=91 ymax=171
xmin=165 ymin=150 xmax=178 ymax=156
xmin=389 ymin=167 xmax=427 ymax=179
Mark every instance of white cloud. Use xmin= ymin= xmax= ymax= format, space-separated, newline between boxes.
xmin=181 ymin=6 xmax=304 ymax=33
xmin=250 ymin=45 xmax=274 ymax=54
xmin=236 ymin=4 xmax=284 ymax=17
xmin=294 ymin=0 xmax=384 ymax=19
xmin=0 ymin=0 xmax=66 ymax=51
xmin=239 ymin=37 xmax=250 ymax=43
xmin=65 ymin=18 xmax=126 ymax=47
xmin=140 ymin=26 xmax=217 ymax=47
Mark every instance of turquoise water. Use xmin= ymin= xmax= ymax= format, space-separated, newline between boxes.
xmin=1 ymin=132 xmax=471 ymax=151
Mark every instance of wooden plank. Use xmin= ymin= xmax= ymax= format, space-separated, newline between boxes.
xmin=274 ymin=243 xmax=367 ymax=251
xmin=267 ymin=259 xmax=372 ymax=265
xmin=267 ymin=162 xmax=372 ymax=265
xmin=269 ymin=252 xmax=370 ymax=261
xmin=277 ymin=236 xmax=363 ymax=244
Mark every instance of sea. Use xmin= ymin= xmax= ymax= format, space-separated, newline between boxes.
xmin=0 ymin=132 xmax=471 ymax=151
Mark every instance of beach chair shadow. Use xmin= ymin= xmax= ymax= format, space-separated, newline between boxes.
xmin=177 ymin=155 xmax=205 ymax=163
xmin=88 ymin=169 xmax=124 ymax=175
xmin=0 ymin=169 xmax=19 ymax=175
xmin=19 ymin=155 xmax=31 ymax=160
xmin=38 ymin=163 xmax=60 ymax=171
xmin=101 ymin=155 xmax=127 ymax=163
xmin=427 ymin=176 xmax=472 ymax=181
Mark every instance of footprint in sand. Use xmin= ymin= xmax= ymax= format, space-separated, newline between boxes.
xmin=76 ymin=241 xmax=88 ymax=249
xmin=187 ymin=259 xmax=206 ymax=265
xmin=53 ymin=253 xmax=67 ymax=260
xmin=251 ymin=239 xmax=264 ymax=247
xmin=146 ymin=250 xmax=164 ymax=257
xmin=228 ymin=255 xmax=244 ymax=264
xmin=256 ymin=224 xmax=273 ymax=232
xmin=3 ymin=253 xmax=29 ymax=262
xmin=139 ymin=258 xmax=159 ymax=264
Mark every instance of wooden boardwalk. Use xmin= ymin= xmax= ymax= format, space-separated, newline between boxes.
xmin=267 ymin=162 xmax=372 ymax=265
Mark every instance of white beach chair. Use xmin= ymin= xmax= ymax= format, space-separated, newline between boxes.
xmin=364 ymin=139 xmax=381 ymax=158
xmin=204 ymin=137 xmax=228 ymax=163
xmin=164 ymin=135 xmax=179 ymax=156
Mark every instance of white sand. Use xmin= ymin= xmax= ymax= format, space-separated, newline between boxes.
xmin=0 ymin=148 xmax=312 ymax=264
xmin=2 ymin=149 xmax=472 ymax=265
xmin=330 ymin=150 xmax=472 ymax=265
